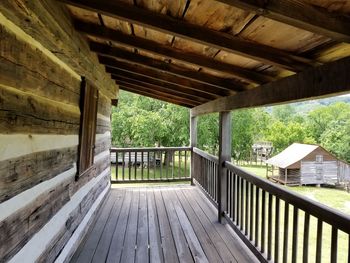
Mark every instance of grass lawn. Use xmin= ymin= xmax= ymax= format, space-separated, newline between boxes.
xmin=110 ymin=155 xmax=191 ymax=183
xmin=240 ymin=164 xmax=350 ymax=263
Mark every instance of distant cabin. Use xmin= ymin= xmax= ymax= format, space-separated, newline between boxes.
xmin=265 ymin=143 xmax=350 ymax=186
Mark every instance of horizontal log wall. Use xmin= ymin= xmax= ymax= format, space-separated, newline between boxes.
xmin=0 ymin=2 xmax=114 ymax=262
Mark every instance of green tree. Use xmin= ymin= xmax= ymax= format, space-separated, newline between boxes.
xmin=265 ymin=121 xmax=315 ymax=153
xmin=320 ymin=119 xmax=350 ymax=162
xmin=197 ymin=113 xmax=219 ymax=154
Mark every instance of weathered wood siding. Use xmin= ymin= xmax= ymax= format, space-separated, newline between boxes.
xmin=0 ymin=1 xmax=116 ymax=262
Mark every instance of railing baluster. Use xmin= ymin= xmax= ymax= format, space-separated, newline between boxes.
xmin=292 ymin=207 xmax=298 ymax=263
xmin=255 ymin=187 xmax=259 ymax=247
xmin=134 ymin=151 xmax=137 ymax=180
xmin=172 ymin=150 xmax=175 ymax=179
xmin=237 ymin=176 xmax=241 ymax=227
xmin=115 ymin=151 xmax=118 ymax=181
xmin=141 ymin=151 xmax=144 ymax=180
xmin=315 ymin=219 xmax=323 ymax=263
xmin=232 ymin=172 xmax=236 ymax=221
xmin=147 ymin=151 xmax=150 ymax=180
xmin=166 ymin=150 xmax=169 ymax=180
xmin=245 ymin=180 xmax=249 ymax=236
xmin=241 ymin=178 xmax=244 ymax=231
xmin=283 ymin=203 xmax=289 ymax=263
xmin=160 ymin=150 xmax=162 ymax=180
xmin=261 ymin=190 xmax=266 ymax=254
xmin=122 ymin=151 xmax=125 ymax=181
xmin=153 ymin=151 xmax=156 ymax=180
xmin=178 ymin=150 xmax=181 ymax=179
xmin=303 ymin=213 xmax=310 ymax=263
xmin=228 ymin=171 xmax=231 ymax=218
xmin=250 ymin=183 xmax=254 ymax=241
xmin=128 ymin=150 xmax=131 ymax=180
xmin=275 ymin=197 xmax=280 ymax=263
xmin=331 ymin=226 xmax=338 ymax=263
xmin=267 ymin=193 xmax=273 ymax=260
xmin=184 ymin=150 xmax=187 ymax=178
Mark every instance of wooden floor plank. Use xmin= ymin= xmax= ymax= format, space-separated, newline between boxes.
xmin=120 ymin=189 xmax=140 ymax=263
xmin=168 ymin=189 xmax=209 ymax=263
xmin=153 ymin=188 xmax=179 ymax=263
xmin=106 ymin=190 xmax=132 ymax=263
xmin=161 ymin=189 xmax=194 ymax=263
xmin=71 ymin=186 xmax=257 ymax=263
xmin=189 ymin=187 xmax=257 ymax=263
xmin=179 ymin=189 xmax=237 ymax=263
xmin=75 ymin=191 xmax=117 ymax=263
xmin=146 ymin=188 xmax=164 ymax=263
xmin=135 ymin=189 xmax=149 ymax=263
xmin=91 ymin=189 xmax=126 ymax=263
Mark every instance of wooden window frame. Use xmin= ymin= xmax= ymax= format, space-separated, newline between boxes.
xmin=76 ymin=77 xmax=99 ymax=179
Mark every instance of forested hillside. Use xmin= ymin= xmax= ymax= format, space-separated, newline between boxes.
xmin=112 ymin=91 xmax=350 ymax=162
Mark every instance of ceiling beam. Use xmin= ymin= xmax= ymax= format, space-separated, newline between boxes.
xmin=106 ymin=67 xmax=223 ymax=99
xmin=119 ymin=85 xmax=198 ymax=107
xmin=101 ymin=59 xmax=232 ymax=97
xmin=215 ymin=0 xmax=350 ymax=43
xmin=191 ymin=56 xmax=350 ymax=116
xmin=59 ymin=0 xmax=315 ymax=71
xmin=113 ymin=76 xmax=211 ymax=103
xmin=85 ymin=33 xmax=272 ymax=85
xmin=98 ymin=52 xmax=245 ymax=92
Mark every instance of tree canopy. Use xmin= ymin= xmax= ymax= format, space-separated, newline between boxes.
xmin=111 ymin=91 xmax=350 ymax=162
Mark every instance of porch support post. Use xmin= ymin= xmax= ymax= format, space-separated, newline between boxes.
xmin=190 ymin=115 xmax=198 ymax=185
xmin=218 ymin=111 xmax=232 ymax=222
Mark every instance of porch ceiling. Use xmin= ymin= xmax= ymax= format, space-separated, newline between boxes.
xmin=57 ymin=0 xmax=350 ymax=109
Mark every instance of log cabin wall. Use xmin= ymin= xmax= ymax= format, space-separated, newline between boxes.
xmin=0 ymin=1 xmax=117 ymax=262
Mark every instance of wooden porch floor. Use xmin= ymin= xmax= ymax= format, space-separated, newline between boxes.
xmin=71 ymin=185 xmax=257 ymax=263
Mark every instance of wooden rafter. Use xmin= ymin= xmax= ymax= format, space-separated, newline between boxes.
xmin=215 ymin=0 xmax=350 ymax=43
xmin=110 ymin=73 xmax=216 ymax=101
xmin=113 ymin=75 xmax=212 ymax=103
xmin=86 ymin=36 xmax=272 ymax=85
xmin=98 ymin=54 xmax=245 ymax=92
xmin=191 ymin=56 xmax=350 ymax=116
xmin=115 ymin=78 xmax=209 ymax=105
xmin=58 ymin=0 xmax=316 ymax=71
xmin=119 ymin=85 xmax=198 ymax=108
xmin=102 ymin=60 xmax=231 ymax=97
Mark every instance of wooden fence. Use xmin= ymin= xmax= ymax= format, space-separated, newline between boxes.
xmin=192 ymin=147 xmax=350 ymax=263
xmin=110 ymin=147 xmax=191 ymax=183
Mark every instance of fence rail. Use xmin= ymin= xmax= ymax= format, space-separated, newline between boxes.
xmin=110 ymin=147 xmax=191 ymax=183
xmin=192 ymin=147 xmax=219 ymax=205
xmin=193 ymin=147 xmax=350 ymax=263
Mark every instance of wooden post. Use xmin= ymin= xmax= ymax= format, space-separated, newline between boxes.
xmin=190 ymin=116 xmax=198 ymax=185
xmin=218 ymin=111 xmax=232 ymax=222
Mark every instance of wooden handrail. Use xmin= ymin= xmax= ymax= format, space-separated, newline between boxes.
xmin=225 ymin=161 xmax=350 ymax=234
xmin=192 ymin=147 xmax=218 ymax=163
xmin=111 ymin=146 xmax=191 ymax=152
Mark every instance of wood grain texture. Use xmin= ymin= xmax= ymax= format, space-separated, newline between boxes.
xmin=82 ymin=27 xmax=273 ymax=84
xmin=191 ymin=56 xmax=350 ymax=116
xmin=98 ymin=53 xmax=245 ymax=92
xmin=0 ymin=25 xmax=81 ymax=106
xmin=60 ymin=0 xmax=314 ymax=71
xmin=0 ymin=85 xmax=80 ymax=134
xmin=0 ymin=0 xmax=118 ymax=98
xmin=216 ymin=0 xmax=350 ymax=42
xmin=0 ymin=146 xmax=77 ymax=203
xmin=0 ymin=163 xmax=109 ymax=262
xmin=103 ymin=61 xmax=230 ymax=97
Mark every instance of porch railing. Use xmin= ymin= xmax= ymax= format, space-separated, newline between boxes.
xmin=192 ymin=147 xmax=350 ymax=263
xmin=110 ymin=147 xmax=191 ymax=183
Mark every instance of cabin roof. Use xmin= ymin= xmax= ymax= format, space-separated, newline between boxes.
xmin=57 ymin=0 xmax=350 ymax=111
xmin=265 ymin=143 xmax=319 ymax=168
